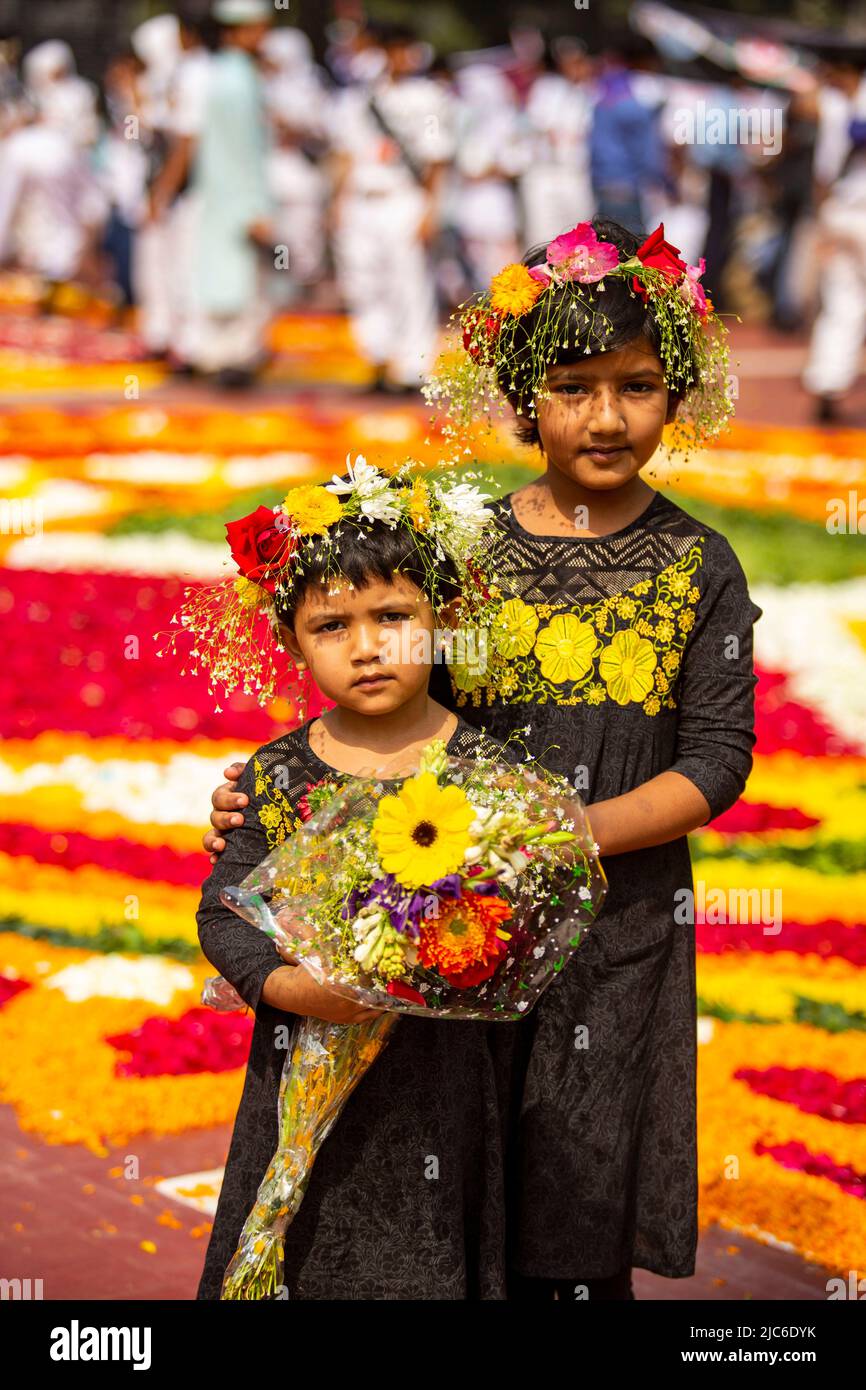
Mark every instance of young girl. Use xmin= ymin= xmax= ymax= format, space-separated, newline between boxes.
xmin=194 ymin=471 xmax=538 ymax=1300
xmin=206 ymin=219 xmax=762 ymax=1300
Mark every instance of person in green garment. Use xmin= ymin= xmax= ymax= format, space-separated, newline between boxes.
xmin=189 ymin=0 xmax=274 ymax=387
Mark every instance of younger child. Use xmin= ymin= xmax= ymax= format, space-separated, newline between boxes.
xmin=194 ymin=468 xmax=532 ymax=1300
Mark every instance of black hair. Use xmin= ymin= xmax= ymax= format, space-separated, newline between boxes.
xmin=274 ymin=479 xmax=460 ymax=629
xmin=498 ymin=217 xmax=692 ymax=449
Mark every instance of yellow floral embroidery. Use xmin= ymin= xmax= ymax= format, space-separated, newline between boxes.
xmin=598 ymin=629 xmax=658 ymax=705
xmin=254 ymin=756 xmax=303 ymax=850
xmin=450 ymin=540 xmax=705 ymax=715
xmin=493 ymin=598 xmax=539 ymax=657
xmin=668 ymin=571 xmax=691 ymax=598
xmin=451 ymin=647 xmax=488 ymax=692
xmin=534 ymin=614 xmax=596 ymax=684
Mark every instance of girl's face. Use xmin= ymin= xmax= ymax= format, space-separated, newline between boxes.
xmin=279 ymin=572 xmax=438 ymax=715
xmin=535 ymin=336 xmax=679 ymax=491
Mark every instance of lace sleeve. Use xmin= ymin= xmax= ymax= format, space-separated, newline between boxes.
xmin=196 ymin=756 xmax=285 ymax=1013
xmin=668 ymin=538 xmax=763 ymax=823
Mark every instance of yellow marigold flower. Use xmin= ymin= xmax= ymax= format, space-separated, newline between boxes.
xmin=656 ymin=619 xmax=675 ymax=644
xmin=493 ymin=598 xmax=539 ymax=657
xmin=643 ymin=694 xmax=661 ymax=716
xmin=489 ymin=263 xmax=545 ymax=316
xmin=282 ymin=485 xmax=342 ymax=535
xmin=234 ymin=575 xmax=270 ymax=609
xmin=534 ymin=614 xmax=596 ymax=684
xmin=598 ymin=628 xmax=658 ymax=705
xmin=372 ymin=771 xmax=475 ymax=888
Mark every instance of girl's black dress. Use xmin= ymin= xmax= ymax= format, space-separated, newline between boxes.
xmin=428 ymin=488 xmax=762 ymax=1283
xmin=196 ymin=713 xmax=527 ymax=1300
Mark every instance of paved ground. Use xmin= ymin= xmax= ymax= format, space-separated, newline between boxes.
xmin=0 ymin=1105 xmax=839 ymax=1302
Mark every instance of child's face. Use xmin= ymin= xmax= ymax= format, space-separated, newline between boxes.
xmin=280 ymin=572 xmax=440 ymax=715
xmin=535 ymin=336 xmax=678 ymax=491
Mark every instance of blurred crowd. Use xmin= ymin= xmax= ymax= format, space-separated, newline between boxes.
xmin=2 ymin=0 xmax=866 ymax=414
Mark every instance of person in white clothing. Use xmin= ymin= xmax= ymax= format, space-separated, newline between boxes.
xmin=450 ymin=63 xmax=524 ymax=291
xmin=262 ymin=27 xmax=329 ymax=299
xmin=148 ymin=15 xmax=212 ymax=367
xmin=328 ymin=23 xmax=454 ymax=392
xmin=130 ymin=13 xmax=182 ymax=356
xmin=21 ymin=40 xmax=99 ymax=148
xmin=0 ymin=109 xmax=107 ymax=283
xmin=802 ymin=61 xmax=866 ymax=422
xmin=520 ymin=38 xmax=595 ymax=248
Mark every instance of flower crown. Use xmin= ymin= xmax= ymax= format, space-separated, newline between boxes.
xmin=423 ymin=221 xmax=734 ymax=458
xmin=157 ymin=456 xmax=500 ymax=712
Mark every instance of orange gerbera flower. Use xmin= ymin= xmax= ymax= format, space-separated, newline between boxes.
xmin=418 ymin=890 xmax=513 ymax=987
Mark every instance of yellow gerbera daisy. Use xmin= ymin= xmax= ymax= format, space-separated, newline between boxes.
xmin=493 ymin=598 xmax=538 ymax=657
xmin=371 ymin=771 xmax=475 ymax=888
xmin=598 ymin=629 xmax=658 ymax=704
xmin=282 ymin=485 xmax=343 ymax=536
xmin=534 ymin=614 xmax=596 ymax=684
xmin=489 ymin=263 xmax=545 ymax=316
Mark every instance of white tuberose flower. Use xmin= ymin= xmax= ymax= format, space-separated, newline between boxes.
xmin=434 ymin=482 xmax=493 ymax=554
xmin=325 ymin=454 xmax=401 ymax=525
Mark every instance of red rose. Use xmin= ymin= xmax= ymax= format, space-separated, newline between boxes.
xmin=632 ymin=223 xmax=687 ymax=302
xmin=225 ymin=505 xmax=297 ymax=594
xmin=385 ymin=980 xmax=428 ymax=1007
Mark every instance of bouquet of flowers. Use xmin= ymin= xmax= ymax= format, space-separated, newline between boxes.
xmin=213 ymin=737 xmax=606 ymax=1299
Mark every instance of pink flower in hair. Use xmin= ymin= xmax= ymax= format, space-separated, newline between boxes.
xmin=544 ymin=221 xmax=620 ymax=283
xmin=679 ymin=258 xmax=711 ymax=319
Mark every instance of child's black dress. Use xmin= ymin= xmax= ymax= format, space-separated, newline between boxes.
xmin=196 ymin=713 xmax=525 ymax=1300
xmin=431 ymin=489 xmax=762 ymax=1283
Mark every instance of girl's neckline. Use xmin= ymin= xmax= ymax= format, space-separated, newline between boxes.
xmin=502 ymin=487 xmax=663 ymax=543
xmin=302 ymin=712 xmax=463 ymax=779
